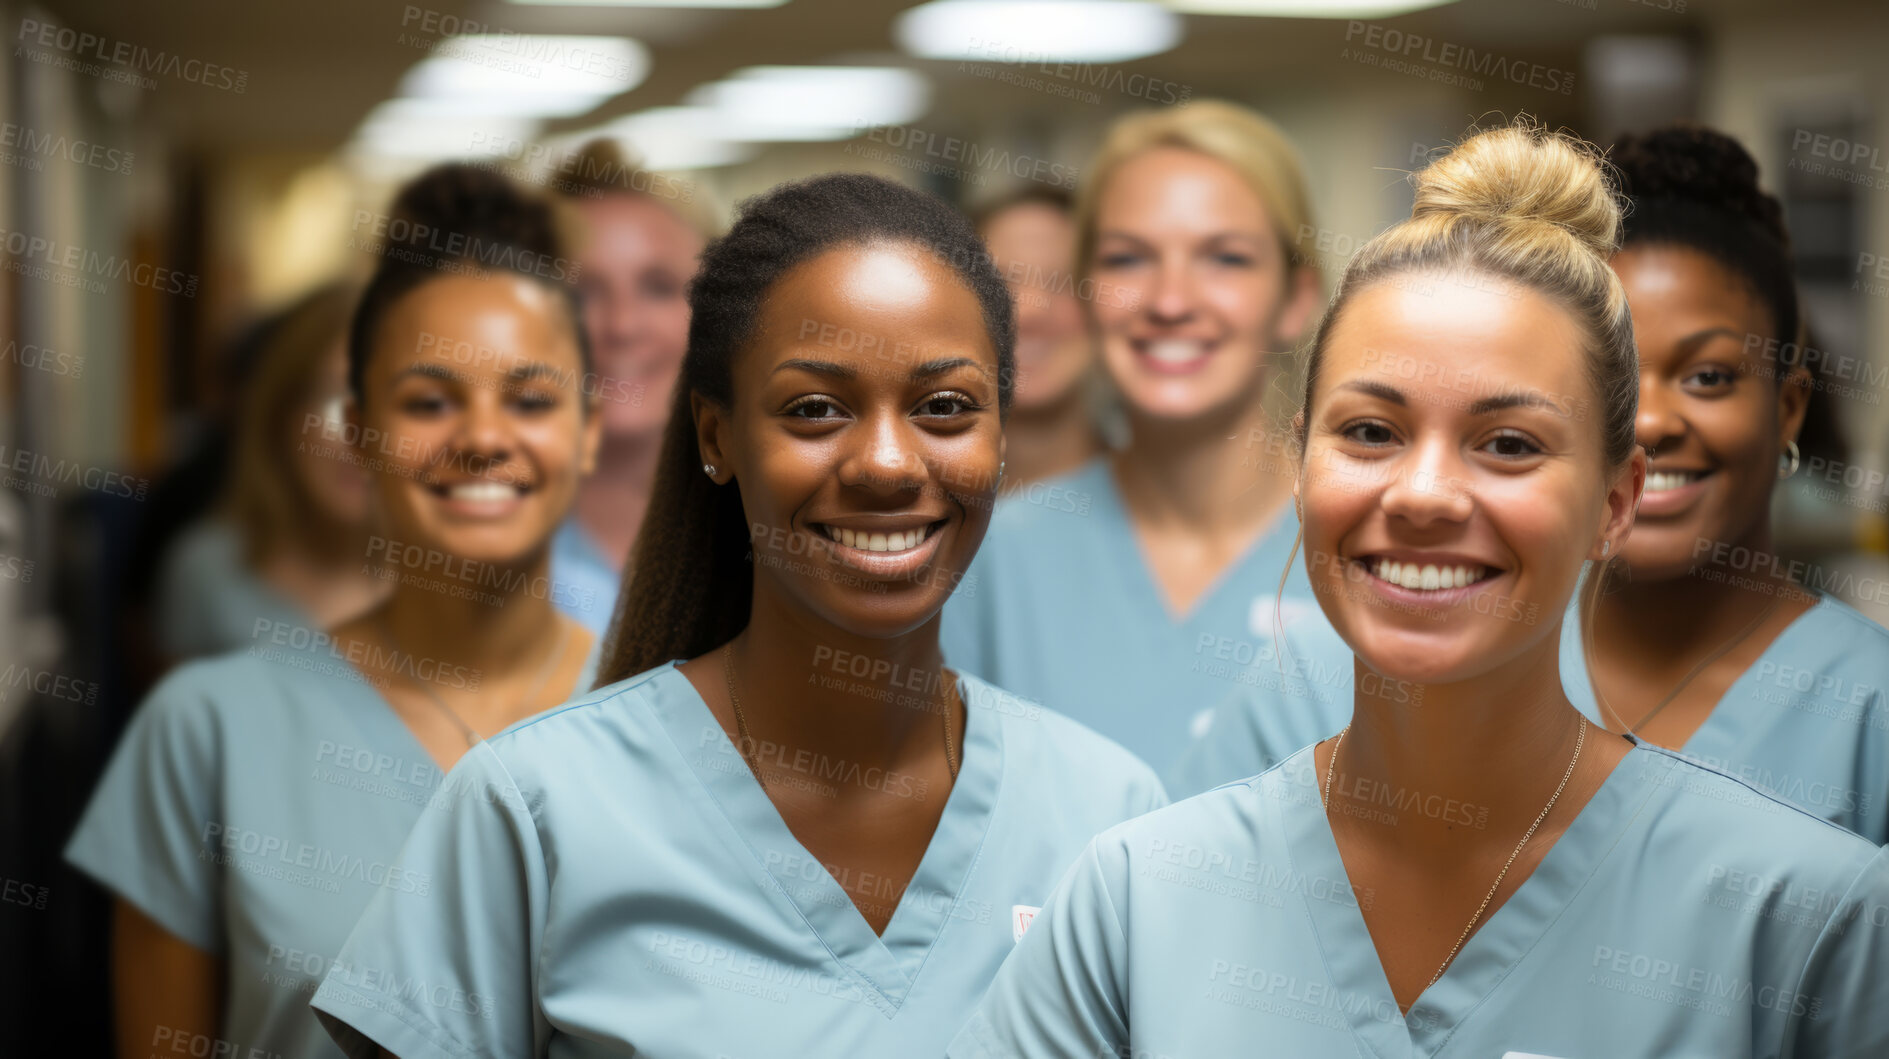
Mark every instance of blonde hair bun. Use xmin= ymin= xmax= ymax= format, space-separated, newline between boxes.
xmin=1411 ymin=122 xmax=1621 ymax=260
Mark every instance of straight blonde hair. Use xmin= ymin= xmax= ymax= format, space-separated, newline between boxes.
xmin=1073 ymin=100 xmax=1317 ymax=284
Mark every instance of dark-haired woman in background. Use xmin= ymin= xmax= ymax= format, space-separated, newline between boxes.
xmin=64 ymin=164 xmax=602 ymax=1059
xmin=1565 ymin=126 xmax=1889 ymax=841
xmin=312 ymin=173 xmax=1164 ymax=1058
xmin=972 ymin=186 xmax=1106 ymax=485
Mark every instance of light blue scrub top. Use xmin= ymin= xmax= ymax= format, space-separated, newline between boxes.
xmin=65 ymin=633 xmax=599 ymax=1059
xmin=310 ymin=661 xmax=1167 ymax=1059
xmin=942 ymin=457 xmax=1345 ymax=777
xmin=952 ymin=741 xmax=1889 ymax=1059
xmin=1166 ymin=617 xmax=1366 ymax=798
xmin=549 ymin=519 xmax=620 ymax=638
xmin=155 ymin=518 xmax=307 ymax=659
xmin=1563 ymin=592 xmax=1889 ymax=843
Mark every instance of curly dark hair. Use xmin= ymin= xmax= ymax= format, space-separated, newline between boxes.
xmin=1612 ymin=124 xmax=1843 ymax=462
xmin=598 ymin=172 xmax=1015 ymax=684
xmin=345 ymin=162 xmax=590 ymax=408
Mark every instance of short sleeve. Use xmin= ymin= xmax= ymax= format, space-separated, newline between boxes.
xmin=1787 ymin=846 xmax=1889 ymax=1057
xmin=63 ymin=664 xmax=226 ymax=953
xmin=312 ymin=745 xmax=549 ymax=1059
xmin=948 ymin=835 xmax=1133 ymax=1059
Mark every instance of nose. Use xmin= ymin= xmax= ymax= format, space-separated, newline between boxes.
xmin=450 ymin=392 xmax=516 ymax=478
xmin=840 ymin=411 xmax=926 ymax=496
xmin=1146 ymin=256 xmax=1196 ymax=325
xmin=1635 ymin=373 xmax=1686 ymax=459
xmin=1380 ymin=435 xmax=1474 ymax=529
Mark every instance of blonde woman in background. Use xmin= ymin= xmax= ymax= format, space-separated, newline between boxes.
xmin=953 ymin=121 xmax=1889 ymax=1059
xmin=943 ymin=101 xmax=1350 ymax=783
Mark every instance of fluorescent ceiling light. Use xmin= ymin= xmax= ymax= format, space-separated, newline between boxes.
xmin=590 ymin=108 xmax=759 ymax=169
xmin=686 ymin=66 xmax=931 ymax=141
xmin=351 ymin=101 xmax=541 ymax=161
xmin=896 ymin=0 xmax=1181 ymax=63
xmin=508 ymin=0 xmax=788 ymax=7
xmin=399 ymin=35 xmax=649 ymax=118
xmin=1163 ymin=0 xmax=1457 ymax=16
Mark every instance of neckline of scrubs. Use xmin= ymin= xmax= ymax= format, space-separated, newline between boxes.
xmin=1089 ymin=457 xmax=1297 ymax=625
xmin=1273 ymin=740 xmax=1664 ymax=1058
xmin=265 ymin=633 xmax=452 ymax=779
xmin=1565 ymin=590 xmax=1830 ymax=759
xmin=642 ymin=660 xmax=1003 ymax=1013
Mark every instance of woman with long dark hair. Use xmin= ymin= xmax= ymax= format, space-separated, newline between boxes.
xmin=313 ymin=173 xmax=1164 ymax=1058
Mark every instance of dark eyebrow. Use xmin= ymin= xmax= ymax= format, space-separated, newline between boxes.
xmin=399 ymin=363 xmax=459 ymax=383
xmin=911 ymin=357 xmax=979 ymax=380
xmin=1678 ymin=327 xmax=1749 ymax=351
xmin=772 ymin=358 xmax=856 ymax=380
xmin=1467 ymin=390 xmax=1561 ymax=416
xmin=506 ymin=362 xmax=564 ymax=384
xmin=1335 ymin=379 xmax=1406 ymax=405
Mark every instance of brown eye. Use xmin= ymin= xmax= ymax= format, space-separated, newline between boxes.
xmin=1342 ymin=421 xmax=1395 ymax=446
xmin=785 ymin=397 xmax=843 ymax=420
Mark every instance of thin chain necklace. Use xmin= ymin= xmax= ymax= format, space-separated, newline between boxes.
xmin=721 ymin=642 xmax=959 ymax=791
xmin=1323 ymin=717 xmax=1586 ymax=989
xmin=376 ymin=612 xmax=573 ymax=747
xmin=1594 ymin=591 xmax=1781 ymax=735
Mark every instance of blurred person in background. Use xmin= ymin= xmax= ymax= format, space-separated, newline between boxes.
xmin=152 ymin=283 xmax=387 ymax=662
xmin=1567 ymin=125 xmax=1889 ymax=841
xmin=65 ymin=164 xmax=603 ymax=1059
xmin=550 ymin=138 xmax=715 ymax=637
xmin=944 ymin=100 xmax=1350 ymax=782
xmin=312 ymin=172 xmax=1163 ymax=1058
xmin=972 ymin=186 xmax=1107 ymax=485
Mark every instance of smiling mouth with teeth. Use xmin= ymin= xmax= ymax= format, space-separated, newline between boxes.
xmin=1645 ymin=470 xmax=1709 ymax=493
xmin=434 ymin=480 xmax=525 ymax=500
xmin=817 ymin=521 xmax=945 ymax=553
xmin=1362 ymin=557 xmax=1499 ymax=592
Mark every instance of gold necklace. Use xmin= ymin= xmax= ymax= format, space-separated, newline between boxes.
xmin=1323 ymin=718 xmax=1587 ymax=988
xmin=720 ymin=642 xmax=959 ymax=790
xmin=376 ymin=613 xmax=572 ymax=746
xmin=1593 ymin=592 xmax=1782 ymax=735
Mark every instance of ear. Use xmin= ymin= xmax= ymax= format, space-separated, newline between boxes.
xmin=1777 ymin=362 xmax=1812 ymax=456
xmin=1274 ymin=267 xmax=1325 ymax=349
xmin=692 ymin=390 xmax=732 ymax=484
xmin=1591 ymin=445 xmax=1646 ymax=561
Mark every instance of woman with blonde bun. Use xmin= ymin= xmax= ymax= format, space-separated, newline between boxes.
xmin=943 ymin=101 xmax=1351 ymax=787
xmin=950 ymin=122 xmax=1889 ymax=1059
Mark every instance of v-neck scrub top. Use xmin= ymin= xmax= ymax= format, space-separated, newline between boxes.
xmin=941 ymin=456 xmax=1346 ymax=776
xmin=1563 ymin=592 xmax=1889 ymax=843
xmin=951 ymin=742 xmax=1889 ymax=1059
xmin=65 ymin=634 xmax=599 ymax=1059
xmin=310 ymin=661 xmax=1167 ymax=1058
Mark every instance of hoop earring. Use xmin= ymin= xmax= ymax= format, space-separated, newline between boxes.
xmin=1778 ymin=440 xmax=1800 ymax=479
xmin=1601 ymin=540 xmax=1611 ymax=559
